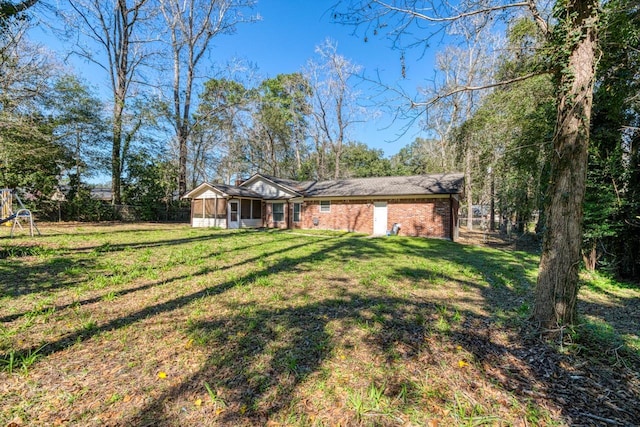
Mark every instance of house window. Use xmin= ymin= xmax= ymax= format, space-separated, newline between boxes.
xmin=320 ymin=200 xmax=331 ymax=213
xmin=272 ymin=203 xmax=284 ymax=222
xmin=293 ymin=203 xmax=301 ymax=222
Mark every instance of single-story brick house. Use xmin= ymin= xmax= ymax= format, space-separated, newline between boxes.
xmin=183 ymin=172 xmax=464 ymax=240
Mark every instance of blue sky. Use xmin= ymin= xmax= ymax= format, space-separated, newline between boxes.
xmin=216 ymin=0 xmax=436 ymax=155
xmin=34 ymin=0 xmax=439 ymax=157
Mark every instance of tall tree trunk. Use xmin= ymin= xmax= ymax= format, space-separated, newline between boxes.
xmin=110 ymin=0 xmax=135 ymax=205
xmin=177 ymin=39 xmax=195 ymax=197
xmin=177 ymin=126 xmax=188 ymax=195
xmin=112 ymin=94 xmax=124 ymax=205
xmin=333 ymin=93 xmax=345 ymax=179
xmin=534 ymin=0 xmax=599 ymax=329
xmin=465 ymin=144 xmax=473 ymax=231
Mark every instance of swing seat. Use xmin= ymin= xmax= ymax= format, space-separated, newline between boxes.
xmin=0 ymin=214 xmax=17 ymax=225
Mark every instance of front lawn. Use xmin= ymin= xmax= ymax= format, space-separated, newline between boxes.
xmin=0 ymin=224 xmax=638 ymax=426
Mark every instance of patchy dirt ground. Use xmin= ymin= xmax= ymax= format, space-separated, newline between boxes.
xmin=458 ymin=227 xmax=542 ymax=253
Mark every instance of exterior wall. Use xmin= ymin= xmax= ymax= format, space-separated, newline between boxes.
xmin=192 ymin=218 xmax=227 ymax=228
xmin=190 ymin=194 xmax=264 ymax=229
xmin=240 ymin=219 xmax=262 ymax=228
xmin=293 ymin=200 xmax=373 ymax=233
xmin=265 ymin=202 xmax=289 ymax=229
xmin=190 ymin=194 xmax=227 ymax=228
xmin=196 ymin=189 xmax=221 ymax=198
xmin=387 ymin=198 xmax=452 ymax=239
xmin=293 ymin=197 xmax=457 ymax=240
xmin=188 ymin=186 xmax=459 ymax=238
xmin=245 ymin=177 xmax=296 ymax=198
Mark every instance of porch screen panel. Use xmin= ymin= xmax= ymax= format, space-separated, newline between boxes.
xmin=241 ymin=199 xmax=251 ymax=219
xmin=215 ymin=198 xmax=227 ymax=219
xmin=193 ymin=199 xmax=204 ymax=218
xmin=252 ymin=200 xmax=262 ymax=219
xmin=204 ymin=199 xmax=216 ymax=218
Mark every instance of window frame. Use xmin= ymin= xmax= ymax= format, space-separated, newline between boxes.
xmin=272 ymin=202 xmax=284 ymax=222
xmin=319 ymin=200 xmax=331 ymax=213
xmin=293 ymin=203 xmax=301 ymax=222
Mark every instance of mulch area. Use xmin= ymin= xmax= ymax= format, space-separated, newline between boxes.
xmin=458 ymin=227 xmax=640 ymax=426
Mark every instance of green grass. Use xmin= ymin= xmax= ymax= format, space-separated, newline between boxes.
xmin=0 ymin=223 xmax=638 ymax=426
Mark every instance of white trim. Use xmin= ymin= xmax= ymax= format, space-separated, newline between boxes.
xmin=228 ymin=200 xmax=240 ymax=229
xmin=183 ymin=183 xmax=228 ymax=199
xmin=319 ymin=200 xmax=331 ymax=213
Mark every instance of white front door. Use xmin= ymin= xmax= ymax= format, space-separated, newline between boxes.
xmin=228 ymin=201 xmax=239 ymax=229
xmin=373 ymin=202 xmax=388 ymax=235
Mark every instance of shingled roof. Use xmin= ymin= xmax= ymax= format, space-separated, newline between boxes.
xmin=300 ymin=173 xmax=464 ymax=198
xmin=256 ymin=174 xmax=315 ymax=194
xmin=186 ymin=173 xmax=464 ymax=200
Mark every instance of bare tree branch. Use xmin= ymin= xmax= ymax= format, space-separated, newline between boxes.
xmin=414 ymin=71 xmax=548 ymax=108
xmin=372 ymin=0 xmax=531 ymax=23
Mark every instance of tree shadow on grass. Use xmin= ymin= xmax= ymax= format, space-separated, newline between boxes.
xmin=4 ymin=232 xmax=638 ymax=425
xmin=0 ymin=235 xmax=348 ymax=365
xmin=131 ymin=294 xmax=439 ymax=426
xmin=29 ymin=221 xmax=189 ymax=237
xmin=126 ymin=237 xmax=639 ymax=426
xmin=0 ymin=251 xmax=95 ymax=298
xmin=0 ymin=229 xmax=306 ymax=301
xmin=66 ymin=228 xmax=260 ymax=253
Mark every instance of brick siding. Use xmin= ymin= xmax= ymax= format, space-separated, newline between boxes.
xmin=292 ymin=200 xmax=373 ymax=233
xmin=387 ymin=199 xmax=452 ymax=238
xmin=284 ymin=198 xmax=458 ymax=240
xmin=265 ymin=202 xmax=289 ymax=229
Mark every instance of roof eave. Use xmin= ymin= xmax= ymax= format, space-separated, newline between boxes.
xmin=182 ymin=183 xmax=222 ymax=199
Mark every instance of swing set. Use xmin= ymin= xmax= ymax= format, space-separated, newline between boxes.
xmin=1 ymin=189 xmax=41 ymax=237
